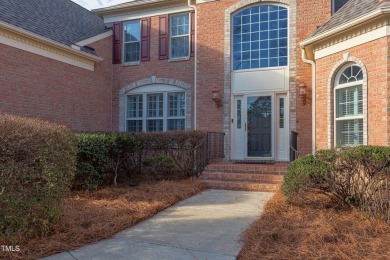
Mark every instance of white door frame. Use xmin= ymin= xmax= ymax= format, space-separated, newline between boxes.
xmin=275 ymin=93 xmax=289 ymax=161
xmin=231 ymin=92 xmax=289 ymax=161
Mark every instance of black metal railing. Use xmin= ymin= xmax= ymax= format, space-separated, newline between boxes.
xmin=290 ymin=131 xmax=298 ymax=162
xmin=207 ymin=132 xmax=225 ymax=160
xmin=192 ymin=132 xmax=225 ymax=177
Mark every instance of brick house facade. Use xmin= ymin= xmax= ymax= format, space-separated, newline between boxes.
xmin=1 ymin=0 xmax=389 ymax=161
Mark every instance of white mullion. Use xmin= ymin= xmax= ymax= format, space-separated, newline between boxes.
xmin=143 ymin=93 xmax=147 ymax=132
xmin=163 ymin=92 xmax=168 ymax=131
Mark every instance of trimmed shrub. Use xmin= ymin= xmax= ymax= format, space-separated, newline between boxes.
xmin=283 ymin=146 xmax=390 ymax=221
xmin=330 ymin=146 xmax=390 ymax=220
xmin=0 ymin=114 xmax=77 ymax=241
xmin=74 ymin=131 xmax=207 ymax=190
xmin=282 ymin=154 xmax=331 ymax=202
xmin=142 ymin=155 xmax=176 ymax=180
xmin=129 ymin=131 xmax=207 ymax=178
xmin=74 ymin=133 xmax=137 ymax=191
xmin=75 ymin=133 xmax=114 ymax=191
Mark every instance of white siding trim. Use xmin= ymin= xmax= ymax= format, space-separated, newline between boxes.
xmin=75 ymin=30 xmax=113 ymax=46
xmin=103 ymin=5 xmax=192 ymax=23
xmin=315 ymin=26 xmax=389 ymax=59
xmin=0 ymin=35 xmax=94 ymax=71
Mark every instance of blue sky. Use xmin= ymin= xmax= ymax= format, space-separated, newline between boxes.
xmin=71 ymin=0 xmax=132 ymax=10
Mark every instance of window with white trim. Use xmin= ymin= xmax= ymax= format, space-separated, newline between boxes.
xmin=334 ymin=64 xmax=364 ymax=147
xmin=232 ymin=5 xmax=288 ymax=70
xmin=123 ymin=20 xmax=141 ymax=63
xmin=170 ymin=13 xmax=190 ymax=58
xmin=126 ymin=91 xmax=186 ymax=132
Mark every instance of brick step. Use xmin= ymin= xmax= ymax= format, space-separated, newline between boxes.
xmin=204 ymin=165 xmax=288 ymax=175
xmin=203 ymin=180 xmax=281 ymax=192
xmin=200 ymin=172 xmax=284 ymax=184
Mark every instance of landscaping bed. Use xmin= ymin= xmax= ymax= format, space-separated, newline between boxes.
xmin=1 ymin=179 xmax=206 ymax=260
xmin=238 ymin=191 xmax=390 ymax=260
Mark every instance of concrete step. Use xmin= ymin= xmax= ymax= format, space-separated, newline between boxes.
xmin=200 ymin=172 xmax=284 ymax=184
xmin=203 ymin=180 xmax=281 ymax=192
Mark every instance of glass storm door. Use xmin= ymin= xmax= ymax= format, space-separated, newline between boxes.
xmin=247 ymin=96 xmax=272 ymax=158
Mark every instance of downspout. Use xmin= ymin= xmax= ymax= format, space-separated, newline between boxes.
xmin=188 ymin=0 xmax=197 ymax=130
xmin=301 ymin=47 xmax=316 ymax=154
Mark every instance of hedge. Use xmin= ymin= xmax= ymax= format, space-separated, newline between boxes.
xmin=74 ymin=131 xmax=206 ymax=190
xmin=75 ymin=133 xmax=137 ymax=191
xmin=0 ymin=114 xmax=77 ymax=241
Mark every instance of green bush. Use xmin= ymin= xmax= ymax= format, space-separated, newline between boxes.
xmin=74 ymin=133 xmax=137 ymax=191
xmin=74 ymin=131 xmax=207 ymax=190
xmin=0 ymin=114 xmax=77 ymax=241
xmin=282 ymin=154 xmax=330 ymax=202
xmin=142 ymin=155 xmax=176 ymax=180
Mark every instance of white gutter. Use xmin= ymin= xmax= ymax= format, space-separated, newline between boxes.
xmin=92 ymin=0 xmax=178 ymax=14
xmin=188 ymin=0 xmax=197 ymax=130
xmin=301 ymin=7 xmax=390 ymax=48
xmin=0 ymin=21 xmax=103 ymax=62
xmin=301 ymin=48 xmax=316 ymax=155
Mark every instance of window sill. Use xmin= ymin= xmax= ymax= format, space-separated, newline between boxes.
xmin=168 ymin=57 xmax=190 ymax=62
xmin=121 ymin=62 xmax=140 ymax=67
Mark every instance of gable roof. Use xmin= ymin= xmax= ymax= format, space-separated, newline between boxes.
xmin=312 ymin=0 xmax=379 ymax=37
xmin=0 ymin=0 xmax=107 ymax=53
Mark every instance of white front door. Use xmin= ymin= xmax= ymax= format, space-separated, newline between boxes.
xmin=231 ymin=93 xmax=289 ymax=161
xmin=276 ymin=94 xmax=289 ymax=161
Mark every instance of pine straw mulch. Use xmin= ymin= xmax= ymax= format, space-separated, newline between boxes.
xmin=1 ymin=179 xmax=206 ymax=260
xmin=238 ymin=191 xmax=390 ymax=260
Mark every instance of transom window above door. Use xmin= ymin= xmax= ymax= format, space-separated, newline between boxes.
xmin=232 ymin=5 xmax=288 ymax=71
xmin=126 ymin=91 xmax=186 ymax=132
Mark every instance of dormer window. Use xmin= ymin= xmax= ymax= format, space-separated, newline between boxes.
xmin=332 ymin=0 xmax=349 ymax=15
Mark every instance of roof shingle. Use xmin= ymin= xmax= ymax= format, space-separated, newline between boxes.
xmin=0 ymin=0 xmax=107 ymax=52
xmin=311 ymin=0 xmax=379 ymax=37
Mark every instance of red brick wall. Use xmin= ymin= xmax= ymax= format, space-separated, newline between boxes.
xmin=315 ymin=37 xmax=388 ymax=149
xmin=296 ymin=0 xmax=331 ymax=154
xmin=0 ymin=36 xmax=113 ymax=132
xmin=110 ymin=17 xmax=195 ymax=131
xmin=196 ymin=1 xmax=237 ymax=132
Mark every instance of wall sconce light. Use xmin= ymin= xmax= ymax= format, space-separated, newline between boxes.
xmin=299 ymin=82 xmax=307 ymax=106
xmin=212 ymin=87 xmax=223 ymax=108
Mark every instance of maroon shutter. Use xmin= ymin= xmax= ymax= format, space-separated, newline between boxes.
xmin=190 ymin=10 xmax=195 ymax=57
xmin=113 ymin=22 xmax=122 ymax=64
xmin=159 ymin=15 xmax=169 ymax=60
xmin=140 ymin=18 xmax=150 ymax=61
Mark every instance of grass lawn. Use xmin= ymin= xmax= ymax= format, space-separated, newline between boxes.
xmin=1 ymin=179 xmax=206 ymax=260
xmin=239 ymin=191 xmax=390 ymax=260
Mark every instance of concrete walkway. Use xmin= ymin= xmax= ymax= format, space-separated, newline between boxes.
xmin=44 ymin=190 xmax=273 ymax=260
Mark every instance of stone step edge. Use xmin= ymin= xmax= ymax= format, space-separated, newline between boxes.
xmin=200 ymin=172 xmax=283 ymax=184
xmin=202 ymin=179 xmax=281 ymax=192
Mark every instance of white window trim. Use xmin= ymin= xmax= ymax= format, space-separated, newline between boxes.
xmin=126 ymin=90 xmax=186 ymax=132
xmin=123 ymin=20 xmax=141 ymax=63
xmin=169 ymin=12 xmax=190 ymax=59
xmin=333 ymin=64 xmax=364 ymax=147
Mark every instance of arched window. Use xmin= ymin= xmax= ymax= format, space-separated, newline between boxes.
xmin=334 ymin=64 xmax=364 ymax=147
xmin=232 ymin=5 xmax=288 ymax=70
